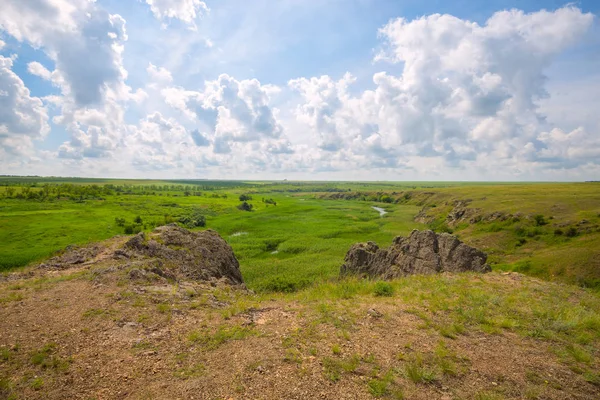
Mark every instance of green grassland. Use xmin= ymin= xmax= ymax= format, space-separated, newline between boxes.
xmin=0 ymin=177 xmax=599 ymax=291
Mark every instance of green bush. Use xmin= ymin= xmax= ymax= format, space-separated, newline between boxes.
xmin=237 ymin=201 xmax=253 ymax=211
xmin=565 ymin=227 xmax=578 ymax=237
xmin=239 ymin=194 xmax=253 ymax=201
xmin=374 ymin=281 xmax=394 ymax=297
xmin=533 ymin=215 xmax=547 ymax=226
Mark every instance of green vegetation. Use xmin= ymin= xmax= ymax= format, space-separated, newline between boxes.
xmin=1 ymin=177 xmax=599 ymax=292
xmin=188 ymin=325 xmax=258 ymax=350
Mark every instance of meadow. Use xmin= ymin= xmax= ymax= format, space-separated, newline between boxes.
xmin=0 ymin=177 xmax=599 ymax=291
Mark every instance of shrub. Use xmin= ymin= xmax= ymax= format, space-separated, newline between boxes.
xmin=380 ymin=195 xmax=393 ymax=203
xmin=134 ymin=215 xmax=143 ymax=224
xmin=374 ymin=281 xmax=394 ymax=297
xmin=554 ymin=229 xmax=564 ymax=236
xmin=533 ymin=215 xmax=547 ymax=226
xmin=237 ymin=201 xmax=253 ymax=212
xmin=565 ymin=227 xmax=578 ymax=237
xmin=239 ymin=194 xmax=252 ymax=201
xmin=124 ymin=225 xmax=142 ymax=235
xmin=114 ymin=217 xmax=126 ymax=227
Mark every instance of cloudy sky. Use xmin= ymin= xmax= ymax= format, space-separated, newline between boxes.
xmin=1 ymin=0 xmax=599 ymax=180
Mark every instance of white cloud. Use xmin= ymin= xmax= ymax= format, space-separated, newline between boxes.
xmin=0 ymin=0 xmax=130 ymax=107
xmin=147 ymin=63 xmax=173 ymax=86
xmin=0 ymin=56 xmax=50 ymax=157
xmin=289 ymin=6 xmax=596 ymax=174
xmin=145 ymin=0 xmax=209 ymax=27
xmin=0 ymin=39 xmax=5 ymax=49
xmin=0 ymin=3 xmax=598 ymax=180
xmin=27 ymin=62 xmax=53 ymax=80
xmin=165 ymin=73 xmax=286 ymax=148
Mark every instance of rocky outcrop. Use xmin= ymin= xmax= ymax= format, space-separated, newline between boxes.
xmin=37 ymin=225 xmax=243 ymax=285
xmin=341 ymin=230 xmax=490 ymax=279
xmin=120 ymin=225 xmax=243 ymax=284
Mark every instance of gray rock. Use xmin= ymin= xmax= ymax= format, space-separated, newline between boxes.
xmin=123 ymin=225 xmax=243 ymax=285
xmin=341 ymin=229 xmax=490 ymax=279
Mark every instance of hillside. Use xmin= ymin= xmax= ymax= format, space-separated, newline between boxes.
xmin=1 ymin=232 xmax=599 ymax=399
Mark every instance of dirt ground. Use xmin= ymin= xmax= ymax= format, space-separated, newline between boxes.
xmin=1 ymin=240 xmax=598 ymax=400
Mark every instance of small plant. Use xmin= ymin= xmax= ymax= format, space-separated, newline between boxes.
xmin=554 ymin=229 xmax=563 ymax=236
xmin=134 ymin=215 xmax=143 ymax=224
xmin=374 ymin=281 xmax=394 ymax=297
xmin=331 ymin=344 xmax=342 ymax=355
xmin=533 ymin=215 xmax=547 ymax=226
xmin=30 ymin=377 xmax=44 ymax=390
xmin=284 ymin=348 xmax=303 ymax=364
xmin=114 ymin=217 xmax=126 ymax=226
xmin=405 ymin=355 xmax=437 ymax=384
xmin=188 ymin=325 xmax=257 ymax=350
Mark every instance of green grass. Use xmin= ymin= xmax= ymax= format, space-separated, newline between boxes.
xmin=1 ymin=178 xmax=599 ymax=291
xmin=188 ymin=325 xmax=258 ymax=350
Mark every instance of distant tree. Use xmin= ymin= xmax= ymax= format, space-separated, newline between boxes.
xmin=237 ymin=201 xmax=253 ymax=212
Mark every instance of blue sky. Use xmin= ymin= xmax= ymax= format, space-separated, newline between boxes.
xmin=1 ymin=0 xmax=599 ymax=180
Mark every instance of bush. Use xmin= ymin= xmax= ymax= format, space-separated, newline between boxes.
xmin=178 ymin=208 xmax=207 ymax=228
xmin=134 ymin=215 xmax=143 ymax=224
xmin=565 ymin=227 xmax=578 ymax=237
xmin=124 ymin=225 xmax=142 ymax=235
xmin=114 ymin=217 xmax=126 ymax=227
xmin=554 ymin=229 xmax=564 ymax=236
xmin=380 ymin=195 xmax=393 ymax=203
xmin=533 ymin=215 xmax=547 ymax=226
xmin=237 ymin=201 xmax=253 ymax=212
xmin=239 ymin=194 xmax=252 ymax=202
xmin=373 ymin=281 xmax=394 ymax=297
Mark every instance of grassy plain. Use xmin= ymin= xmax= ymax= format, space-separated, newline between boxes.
xmin=0 ymin=178 xmax=599 ymax=290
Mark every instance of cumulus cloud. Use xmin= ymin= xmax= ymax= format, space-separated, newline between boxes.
xmin=0 ymin=0 xmax=130 ymax=107
xmin=0 ymin=56 xmax=50 ymax=158
xmin=27 ymin=62 xmax=53 ymax=80
xmin=289 ymin=6 xmax=595 ymax=174
xmin=165 ymin=73 xmax=286 ymax=150
xmin=1 ymin=2 xmax=598 ymax=180
xmin=145 ymin=0 xmax=209 ymax=27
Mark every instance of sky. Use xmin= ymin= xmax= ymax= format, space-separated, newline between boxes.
xmin=0 ymin=0 xmax=599 ymax=181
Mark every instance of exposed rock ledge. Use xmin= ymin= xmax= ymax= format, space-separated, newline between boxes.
xmin=341 ymin=229 xmax=491 ymax=279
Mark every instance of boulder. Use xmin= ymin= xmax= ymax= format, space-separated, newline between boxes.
xmin=123 ymin=225 xmax=244 ymax=284
xmin=341 ymin=229 xmax=490 ymax=279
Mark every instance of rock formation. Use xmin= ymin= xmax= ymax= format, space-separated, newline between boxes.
xmin=121 ymin=225 xmax=243 ymax=284
xmin=39 ymin=225 xmax=244 ymax=285
xmin=341 ymin=229 xmax=491 ymax=279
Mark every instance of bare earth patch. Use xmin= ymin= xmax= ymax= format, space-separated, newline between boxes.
xmin=0 ymin=242 xmax=599 ymax=399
